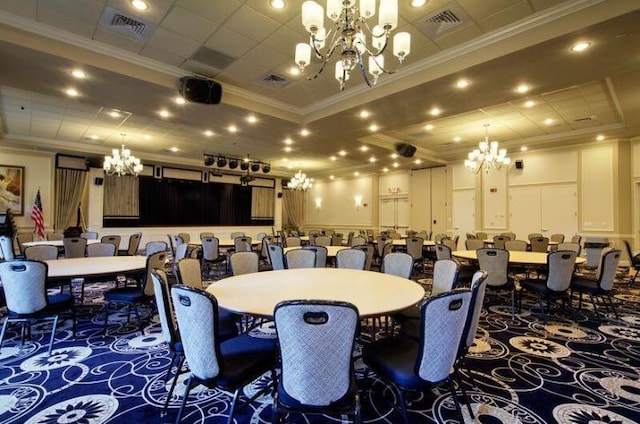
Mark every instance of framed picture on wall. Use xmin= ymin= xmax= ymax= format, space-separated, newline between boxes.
xmin=0 ymin=165 xmax=25 ymax=215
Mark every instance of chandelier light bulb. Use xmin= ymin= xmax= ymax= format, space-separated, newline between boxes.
xmin=104 ymin=135 xmax=143 ymax=177
xmin=295 ymin=43 xmax=312 ymax=68
xmin=465 ymin=124 xmax=511 ymax=174
xmin=302 ymin=1 xmax=323 ymax=33
xmin=288 ymin=170 xmax=313 ymax=191
xmin=393 ymin=32 xmax=411 ymax=59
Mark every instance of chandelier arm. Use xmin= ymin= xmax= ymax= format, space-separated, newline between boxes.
xmin=360 ymin=21 xmax=391 ymax=56
xmin=310 ymin=33 xmax=342 ymax=62
xmin=363 ymin=50 xmax=404 ymax=75
xmin=357 ymin=54 xmax=373 ymax=88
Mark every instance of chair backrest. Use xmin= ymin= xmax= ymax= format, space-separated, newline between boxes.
xmin=234 ymin=236 xmax=252 ymax=252
xmin=353 ymin=244 xmax=374 ymax=270
xmin=435 ymin=244 xmax=452 ymax=261
xmin=199 ymin=232 xmax=214 ymax=239
xmin=16 ymin=232 xmax=34 ymax=254
xmin=86 ymin=242 xmax=117 ymax=257
xmin=466 ymin=233 xmax=477 ymax=240
xmin=335 ymin=248 xmax=366 ymax=270
xmin=0 ymin=260 xmax=48 ymax=314
xmin=475 ymin=232 xmax=488 ymax=241
xmin=126 ymin=232 xmax=142 ymax=255
xmin=47 ymin=232 xmax=64 ymax=241
xmin=505 ymin=240 xmax=528 ymax=252
xmin=550 ymin=233 xmax=565 ymax=243
xmin=406 ymin=237 xmax=424 ymax=260
xmin=24 ymin=245 xmax=58 ymax=261
xmin=285 ymin=248 xmax=316 ymax=269
xmin=346 ymin=231 xmax=355 ymax=247
xmin=623 ymin=240 xmax=640 ymax=270
xmin=557 ymin=242 xmax=581 ymax=256
xmin=274 ymin=300 xmax=359 ymax=407
xmin=81 ymin=231 xmax=99 ymax=240
xmin=302 ymin=245 xmax=328 ymax=268
xmin=63 ymin=237 xmax=87 ymax=258
xmin=256 ymin=232 xmax=267 ymax=241
xmin=314 ymin=235 xmax=331 ymax=247
xmin=285 ymin=236 xmax=301 ymax=247
xmin=331 ymin=233 xmax=344 ymax=246
xmin=382 ymin=252 xmax=413 ymax=279
xmin=177 ymin=258 xmax=203 ymax=289
xmin=267 ymin=244 xmax=285 ymax=270
xmin=530 ymin=237 xmax=550 ymax=252
xmin=145 ymin=241 xmax=168 ymax=256
xmin=171 ymin=286 xmax=222 ymax=380
xmin=151 ymin=269 xmax=179 ymax=346
xmin=375 ymin=236 xmax=391 ymax=257
xmin=476 ymin=248 xmax=509 ymax=287
xmin=177 ymin=232 xmax=190 ymax=243
xmin=492 ymin=235 xmax=509 ymax=249
xmin=571 ymin=234 xmax=582 ymax=245
xmin=230 ymin=251 xmax=259 ymax=275
xmin=173 ymin=235 xmax=185 ymax=247
xmin=527 ymin=233 xmax=543 ymax=240
xmin=230 ymin=231 xmax=245 ymax=239
xmin=166 ymin=234 xmax=177 ymax=257
xmin=434 ymin=233 xmax=448 ymax=244
xmin=546 ymin=251 xmax=577 ymax=292
xmin=350 ymin=235 xmax=366 ymax=247
xmin=597 ymin=249 xmax=621 ymax=291
xmin=0 ymin=235 xmax=15 ymax=260
xmin=101 ymin=235 xmax=121 ymax=252
xmin=200 ymin=237 xmax=220 ymax=261
xmin=465 ymin=239 xmax=484 ymax=250
xmin=442 ymin=238 xmax=457 ymax=251
xmin=416 ymin=290 xmax=471 ymax=383
xmin=174 ymin=243 xmax=189 ymax=261
xmin=142 ymin=251 xmax=167 ymax=296
xmin=501 ymin=232 xmax=516 ymax=241
xmin=461 ymin=271 xmax=488 ymax=349
xmin=323 ymin=229 xmax=335 ymax=237
xmin=431 ymin=259 xmax=460 ymax=295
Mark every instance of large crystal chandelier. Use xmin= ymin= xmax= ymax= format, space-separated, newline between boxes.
xmin=103 ymin=134 xmax=143 ymax=177
xmin=464 ymin=125 xmax=511 ymax=174
xmin=287 ymin=170 xmax=313 ymax=191
xmin=294 ymin=0 xmax=410 ymax=90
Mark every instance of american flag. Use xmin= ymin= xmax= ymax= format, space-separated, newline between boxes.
xmin=31 ymin=189 xmax=45 ymax=239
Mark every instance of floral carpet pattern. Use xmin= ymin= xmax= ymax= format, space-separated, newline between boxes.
xmin=0 ymin=273 xmax=639 ymax=423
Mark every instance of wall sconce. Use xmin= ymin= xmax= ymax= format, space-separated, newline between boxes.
xmin=315 ymin=198 xmax=322 ymax=211
xmin=354 ymin=195 xmax=363 ymax=210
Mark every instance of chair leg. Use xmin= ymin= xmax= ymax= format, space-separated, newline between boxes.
xmin=589 ymin=293 xmax=602 ymax=322
xmin=454 ymin=368 xmax=474 ymax=419
xmin=226 ymin=387 xmax=242 ymax=424
xmin=163 ymin=355 xmax=185 ymax=416
xmin=387 ymin=382 xmax=408 ymax=424
xmin=447 ymin=375 xmax=465 ymax=424
xmin=0 ymin=318 xmax=10 ymax=352
xmin=605 ymin=294 xmax=619 ymax=319
xmin=354 ymin=393 xmax=362 ymax=424
xmin=630 ymin=270 xmax=638 ymax=287
xmin=174 ymin=376 xmax=193 ymax=424
xmin=47 ymin=315 xmax=59 ymax=356
xmin=164 ymin=352 xmax=178 ymax=384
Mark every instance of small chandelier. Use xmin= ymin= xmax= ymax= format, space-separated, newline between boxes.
xmin=294 ymin=0 xmax=410 ymax=90
xmin=464 ymin=124 xmax=511 ymax=174
xmin=103 ymin=134 xmax=143 ymax=177
xmin=287 ymin=170 xmax=313 ymax=191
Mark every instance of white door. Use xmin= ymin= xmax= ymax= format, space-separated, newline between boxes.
xmin=541 ymin=186 xmax=578 ymax=237
xmin=397 ymin=197 xmax=411 ymax=234
xmin=379 ymin=197 xmax=396 ymax=231
xmin=410 ymin=169 xmax=431 ymax=231
xmin=431 ymin=167 xmax=447 ymax=235
xmin=509 ymin=187 xmax=542 ymax=240
xmin=453 ymin=189 xmax=475 ymax=241
xmin=379 ymin=196 xmax=410 ymax=232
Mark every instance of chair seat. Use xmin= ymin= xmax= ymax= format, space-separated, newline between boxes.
xmin=277 ymin=373 xmax=359 ymax=410
xmin=104 ymin=287 xmax=145 ymax=303
xmin=210 ymin=334 xmax=277 ymax=388
xmin=218 ymin=307 xmax=240 ymax=341
xmin=486 ymin=277 xmax=515 ymax=290
xmin=362 ymin=336 xmax=425 ymax=390
xmin=570 ymin=277 xmax=600 ymax=294
xmin=47 ymin=293 xmax=75 ymax=311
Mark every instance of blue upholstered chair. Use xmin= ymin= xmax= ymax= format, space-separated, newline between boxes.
xmin=285 ymin=249 xmax=315 ymax=269
xmin=571 ymin=249 xmax=621 ymax=321
xmin=267 ymin=244 xmax=285 ymax=270
xmin=336 ymin=248 xmax=366 ymax=270
xmin=302 ymin=245 xmax=328 ymax=268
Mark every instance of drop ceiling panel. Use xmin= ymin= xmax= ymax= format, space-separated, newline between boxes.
xmin=224 ymin=5 xmax=280 ymax=43
xmin=205 ymin=27 xmax=257 ymax=58
xmin=175 ymin=0 xmax=241 ymax=24
xmin=162 ymin=6 xmax=216 ymax=43
xmin=478 ymin=1 xmax=534 ymax=33
xmin=145 ymin=27 xmax=200 ymax=59
xmin=93 ymin=28 xmax=145 ymax=53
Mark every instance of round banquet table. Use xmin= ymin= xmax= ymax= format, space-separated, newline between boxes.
xmin=206 ymin=268 xmax=425 ymax=318
xmin=452 ymin=250 xmax=585 ymax=265
xmin=482 ymin=239 xmax=558 ymax=246
xmin=44 ymin=255 xmax=147 ymax=279
xmin=23 ymin=240 xmax=101 ymax=248
xmin=391 ymin=239 xmax=435 ymax=246
xmin=189 ymin=238 xmax=260 ymax=247
xmin=283 ymin=246 xmax=349 ymax=257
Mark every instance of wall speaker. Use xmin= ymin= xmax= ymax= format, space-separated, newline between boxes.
xmin=515 ymin=159 xmax=524 ymax=169
xmin=94 ymin=177 xmax=104 ymax=186
xmin=154 ymin=165 xmax=162 ymax=179
xmin=277 ymin=192 xmax=283 ymax=198
xmin=179 ymin=77 xmax=222 ymax=105
xmin=395 ymin=142 xmax=416 ymax=158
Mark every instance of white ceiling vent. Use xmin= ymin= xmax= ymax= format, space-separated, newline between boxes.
xmin=100 ymin=7 xmax=156 ymax=41
xmin=573 ymin=115 xmax=598 ymax=122
xmin=258 ymin=73 xmax=291 ymax=88
xmin=415 ymin=3 xmax=470 ymax=39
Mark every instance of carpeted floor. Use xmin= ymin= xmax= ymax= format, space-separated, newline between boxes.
xmin=0 ymin=270 xmax=639 ymax=424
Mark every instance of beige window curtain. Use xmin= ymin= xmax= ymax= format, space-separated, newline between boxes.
xmin=103 ymin=175 xmax=139 ymax=217
xmin=54 ymin=169 xmax=88 ymax=230
xmin=251 ymin=187 xmax=274 ymax=219
xmin=283 ymin=189 xmax=306 ymax=230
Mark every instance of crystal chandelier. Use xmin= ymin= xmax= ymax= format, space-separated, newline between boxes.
xmin=103 ymin=134 xmax=143 ymax=177
xmin=287 ymin=170 xmax=313 ymax=191
xmin=294 ymin=0 xmax=410 ymax=90
xmin=464 ymin=125 xmax=511 ymax=174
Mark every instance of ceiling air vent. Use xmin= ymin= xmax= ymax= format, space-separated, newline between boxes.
xmin=415 ymin=3 xmax=470 ymax=39
xmin=258 ymin=73 xmax=291 ymax=88
xmin=573 ymin=115 xmax=598 ymax=122
xmin=100 ymin=7 xmax=156 ymax=41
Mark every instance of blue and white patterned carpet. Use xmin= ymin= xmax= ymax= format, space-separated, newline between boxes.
xmin=0 ymin=273 xmax=639 ymax=424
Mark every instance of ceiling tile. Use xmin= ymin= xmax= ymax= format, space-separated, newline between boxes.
xmin=457 ymin=0 xmax=525 ymax=20
xmin=242 ymin=45 xmax=289 ymax=71
xmin=478 ymin=1 xmax=534 ymax=33
xmin=0 ymin=0 xmax=37 ymax=18
xmin=432 ymin=23 xmax=485 ymax=50
xmin=224 ymin=4 xmax=280 ymax=42
xmin=139 ymin=45 xmax=186 ymax=67
xmin=217 ymin=59 xmax=269 ymax=88
xmin=93 ymin=28 xmax=145 ymax=54
xmin=161 ymin=6 xmax=216 ymax=43
xmin=205 ymin=27 xmax=258 ymax=58
xmin=107 ymin=0 xmax=174 ymax=25
xmin=245 ymin=0 xmax=299 ymax=24
xmin=261 ymin=25 xmax=302 ymax=57
xmin=38 ymin=10 xmax=96 ymax=38
xmin=144 ymin=27 xmax=200 ymax=59
xmin=176 ymin=0 xmax=242 ymax=24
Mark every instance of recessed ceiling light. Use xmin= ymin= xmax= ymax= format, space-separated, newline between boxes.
xmin=453 ymin=136 xmax=461 ymax=142
xmin=131 ymin=0 xmax=148 ymax=11
xmin=516 ymin=84 xmax=530 ymax=94
xmin=411 ymin=0 xmax=426 ymax=6
xmin=524 ymin=100 xmax=535 ymax=108
xmin=338 ymin=150 xmax=347 ymax=156
xmin=382 ymin=167 xmax=389 ymax=172
xmin=283 ymin=158 xmax=288 ymax=162
xmin=571 ymin=41 xmax=591 ymax=52
xmin=424 ymin=124 xmax=434 ymax=131
xmin=520 ymin=146 xmax=528 ymax=152
xmin=71 ymin=69 xmax=86 ymax=79
xmin=390 ymin=153 xmax=398 ymax=159
xmin=144 ymin=134 xmax=152 ymax=140
xmin=354 ymin=171 xmax=359 ymax=176
xmin=287 ymin=165 xmax=293 ymax=169
xmin=360 ymin=146 xmax=369 ymax=152
xmin=369 ymin=124 xmax=378 ymax=132
xmin=369 ymin=157 xmax=377 ymax=163
xmin=359 ymin=110 xmax=370 ymax=119
xmin=109 ymin=110 xmax=122 ymax=118
xmin=544 ymin=118 xmax=554 ymax=125
xmin=159 ymin=109 xmax=170 ymax=118
xmin=392 ymin=162 xmax=399 ymax=168
xmin=330 ymin=156 xmax=337 ymax=161
xmin=415 ymin=159 xmax=422 ymax=164
xmin=228 ymin=125 xmax=238 ymax=133
xmin=246 ymin=115 xmax=258 ymax=124
xmin=300 ymin=128 xmax=310 ymax=136
xmin=89 ymin=134 xmax=99 ymax=140
xmin=596 ymin=134 xmax=605 ymax=141
xmin=174 ymin=96 xmax=186 ymax=105
xmin=284 ymin=138 xmax=293 ymax=145
xmin=270 ymin=0 xmax=286 ymax=9
xmin=329 ymin=175 xmax=335 ymax=180
xmin=284 ymin=146 xmax=292 ymax=152
xmin=204 ymin=130 xmax=214 ymax=137
xmin=455 ymin=79 xmax=470 ymax=89
xmin=169 ymin=147 xmax=179 ymax=152
xmin=429 ymin=107 xmax=441 ymax=116
xmin=65 ymin=88 xmax=78 ymax=97
xmin=288 ymin=67 xmax=300 ymax=76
